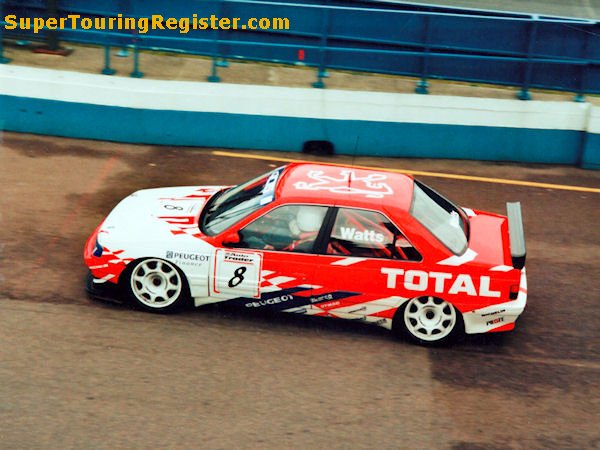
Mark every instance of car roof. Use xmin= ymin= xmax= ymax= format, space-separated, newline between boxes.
xmin=276 ymin=162 xmax=414 ymax=212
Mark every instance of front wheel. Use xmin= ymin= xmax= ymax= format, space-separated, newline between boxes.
xmin=394 ymin=296 xmax=462 ymax=345
xmin=125 ymin=258 xmax=190 ymax=313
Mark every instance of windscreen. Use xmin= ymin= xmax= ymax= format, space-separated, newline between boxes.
xmin=201 ymin=167 xmax=283 ymax=236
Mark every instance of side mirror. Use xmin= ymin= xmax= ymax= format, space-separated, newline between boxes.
xmin=222 ymin=231 xmax=241 ymax=247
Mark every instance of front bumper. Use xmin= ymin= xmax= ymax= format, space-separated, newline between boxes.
xmin=462 ymin=268 xmax=527 ymax=334
xmin=85 ymin=272 xmax=124 ymax=304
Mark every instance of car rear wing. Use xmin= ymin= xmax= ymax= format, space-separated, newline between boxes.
xmin=507 ymin=202 xmax=526 ymax=269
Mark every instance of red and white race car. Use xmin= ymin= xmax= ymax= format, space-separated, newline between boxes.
xmin=84 ymin=163 xmax=527 ymax=345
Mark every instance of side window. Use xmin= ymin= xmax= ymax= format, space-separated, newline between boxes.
xmin=239 ymin=205 xmax=328 ymax=253
xmin=327 ymin=208 xmax=421 ymax=261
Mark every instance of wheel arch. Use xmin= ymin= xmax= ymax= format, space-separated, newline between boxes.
xmin=121 ymin=256 xmax=192 ymax=312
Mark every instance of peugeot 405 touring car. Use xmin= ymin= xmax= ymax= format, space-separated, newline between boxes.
xmin=84 ymin=163 xmax=527 ymax=345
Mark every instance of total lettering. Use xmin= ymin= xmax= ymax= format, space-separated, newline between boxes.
xmin=381 ymin=268 xmax=501 ymax=298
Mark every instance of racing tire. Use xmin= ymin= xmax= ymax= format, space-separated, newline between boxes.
xmin=123 ymin=258 xmax=191 ymax=313
xmin=393 ymin=296 xmax=463 ymax=346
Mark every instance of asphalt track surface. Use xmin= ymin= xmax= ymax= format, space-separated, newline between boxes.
xmin=1 ymin=132 xmax=599 ymax=449
xmin=395 ymin=0 xmax=600 ymax=20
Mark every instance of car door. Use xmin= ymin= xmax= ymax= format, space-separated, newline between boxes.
xmin=310 ymin=207 xmax=422 ymax=327
xmin=210 ymin=204 xmax=329 ymax=313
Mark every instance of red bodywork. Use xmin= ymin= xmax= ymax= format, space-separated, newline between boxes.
xmin=203 ymin=163 xmax=522 ymax=318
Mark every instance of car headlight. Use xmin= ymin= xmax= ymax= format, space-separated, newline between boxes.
xmin=93 ymin=238 xmax=103 ymax=257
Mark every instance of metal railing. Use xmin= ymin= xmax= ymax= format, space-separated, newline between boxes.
xmin=2 ymin=0 xmax=599 ymax=99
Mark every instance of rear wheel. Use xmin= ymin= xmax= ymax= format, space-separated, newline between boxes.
xmin=395 ymin=296 xmax=462 ymax=345
xmin=125 ymin=258 xmax=190 ymax=313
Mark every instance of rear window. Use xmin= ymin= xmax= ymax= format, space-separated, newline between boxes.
xmin=410 ymin=181 xmax=468 ymax=255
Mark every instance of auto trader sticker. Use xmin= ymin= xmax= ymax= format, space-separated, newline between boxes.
xmin=212 ymin=249 xmax=262 ymax=299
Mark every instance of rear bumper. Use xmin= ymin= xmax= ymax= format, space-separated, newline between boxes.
xmin=462 ymin=268 xmax=527 ymax=334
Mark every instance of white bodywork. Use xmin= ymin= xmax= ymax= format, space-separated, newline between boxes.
xmin=97 ymin=186 xmax=222 ymax=302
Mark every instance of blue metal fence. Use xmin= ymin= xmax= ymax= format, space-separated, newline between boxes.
xmin=2 ymin=0 xmax=599 ymax=96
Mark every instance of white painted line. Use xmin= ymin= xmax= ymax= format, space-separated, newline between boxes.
xmin=438 ymin=248 xmax=478 ymax=266
xmin=331 ymin=257 xmax=367 ymax=266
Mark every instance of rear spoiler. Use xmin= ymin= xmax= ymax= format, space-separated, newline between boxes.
xmin=507 ymin=202 xmax=526 ymax=269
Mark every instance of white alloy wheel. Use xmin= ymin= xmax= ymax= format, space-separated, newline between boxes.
xmin=403 ymin=296 xmax=457 ymax=343
xmin=129 ymin=258 xmax=184 ymax=310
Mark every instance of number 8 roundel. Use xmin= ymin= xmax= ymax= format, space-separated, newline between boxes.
xmin=228 ymin=267 xmax=247 ymax=288
xmin=212 ymin=249 xmax=262 ymax=299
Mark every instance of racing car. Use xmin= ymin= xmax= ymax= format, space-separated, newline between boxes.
xmin=84 ymin=162 xmax=527 ymax=345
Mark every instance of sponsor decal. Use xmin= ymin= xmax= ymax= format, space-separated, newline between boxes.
xmin=339 ymin=227 xmax=384 ymax=243
xmin=213 ymin=249 xmax=262 ymax=298
xmin=166 ymin=251 xmax=209 ymax=266
xmin=319 ymin=300 xmax=340 ymax=309
xmin=245 ymin=294 xmax=294 ymax=308
xmin=260 ymin=168 xmax=282 ymax=205
xmin=260 ymin=195 xmax=274 ymax=205
xmin=486 ymin=317 xmax=505 ymax=326
xmin=310 ymin=293 xmax=333 ymax=303
xmin=482 ymin=309 xmax=506 ymax=317
xmin=381 ymin=268 xmax=501 ymax=298
xmin=225 ymin=289 xmax=359 ymax=312
xmin=224 ymin=252 xmax=254 ymax=264
xmin=294 ymin=170 xmax=393 ymax=199
xmin=166 ymin=251 xmax=209 ymax=261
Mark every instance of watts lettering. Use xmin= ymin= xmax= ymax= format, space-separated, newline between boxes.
xmin=381 ymin=268 xmax=501 ymax=298
xmin=340 ymin=227 xmax=384 ymax=243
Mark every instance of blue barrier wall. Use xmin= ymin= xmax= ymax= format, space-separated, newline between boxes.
xmin=2 ymin=0 xmax=600 ymax=95
xmin=1 ymin=66 xmax=598 ymax=169
xmin=1 ymin=95 xmax=585 ymax=164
